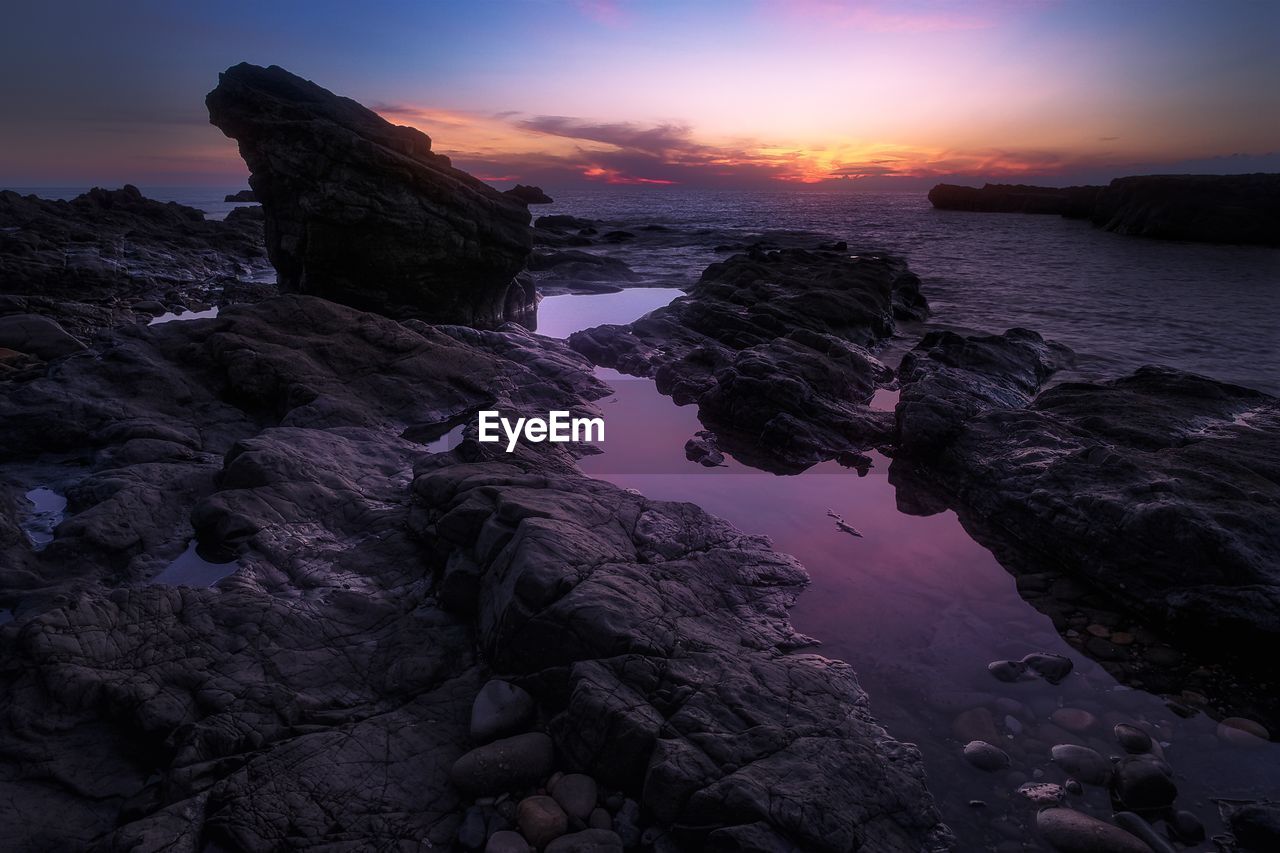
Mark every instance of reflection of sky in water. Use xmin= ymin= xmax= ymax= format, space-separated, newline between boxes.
xmin=558 ymin=288 xmax=1279 ymax=844
xmin=23 ymin=487 xmax=66 ymax=550
xmin=534 ymin=288 xmax=679 ymax=340
xmin=151 ymin=541 xmax=238 ymax=587
xmin=148 ymin=306 xmax=220 ymax=325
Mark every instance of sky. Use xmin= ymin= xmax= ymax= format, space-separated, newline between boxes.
xmin=2 ymin=0 xmax=1278 ymax=191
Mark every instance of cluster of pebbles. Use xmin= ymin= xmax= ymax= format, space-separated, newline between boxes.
xmin=449 ymin=679 xmax=658 ymax=853
xmin=954 ymin=651 xmax=1276 ymax=851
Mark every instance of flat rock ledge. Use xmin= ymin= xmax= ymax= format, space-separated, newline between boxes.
xmin=569 ymin=247 xmax=928 ymax=473
xmin=0 ymin=295 xmax=950 ymax=851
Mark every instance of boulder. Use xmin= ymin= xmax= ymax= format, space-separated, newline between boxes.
xmin=504 ymin=185 xmax=554 ymax=205
xmin=1035 ymin=808 xmax=1153 ymax=853
xmin=207 ymin=63 xmax=533 ymax=327
xmin=0 ymin=314 xmax=85 ymax=360
xmin=470 ymin=679 xmax=538 ymax=744
xmin=224 ymin=189 xmax=257 ymax=202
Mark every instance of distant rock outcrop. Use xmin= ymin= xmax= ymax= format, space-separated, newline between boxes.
xmin=503 ymin=184 xmax=554 ymax=205
xmin=929 ymin=174 xmax=1280 ymax=246
xmin=206 ymin=63 xmax=534 ymax=327
xmin=224 ymin=189 xmax=257 ymax=202
xmin=927 ymin=183 xmax=1102 ymax=217
xmin=1090 ymin=173 xmax=1280 ymax=245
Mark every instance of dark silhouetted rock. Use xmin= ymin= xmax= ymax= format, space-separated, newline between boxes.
xmin=471 ymin=679 xmax=537 ymax=744
xmin=224 ymin=189 xmax=257 ymax=202
xmin=1227 ymin=803 xmax=1280 ymax=851
xmin=928 ymin=183 xmax=1101 ymax=217
xmin=0 ymin=314 xmax=85 ymax=360
xmin=451 ymin=733 xmax=555 ymax=797
xmin=1091 ymin=173 xmax=1280 ymax=245
xmin=1112 ymin=756 xmax=1177 ymax=812
xmin=504 ymin=184 xmax=554 ymax=205
xmin=207 ymin=63 xmax=533 ymax=327
xmin=570 ymin=249 xmax=928 ymax=473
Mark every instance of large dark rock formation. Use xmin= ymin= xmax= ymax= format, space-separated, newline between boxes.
xmin=206 ymin=63 xmax=534 ymax=327
xmin=1090 ymin=173 xmax=1280 ymax=245
xmin=0 ymin=296 xmax=949 ymax=851
xmin=929 ymin=173 xmax=1280 ymax=246
xmin=503 ymin=184 xmax=554 ymax=205
xmin=569 ymin=247 xmax=928 ymax=472
xmin=927 ymin=183 xmax=1101 ymax=217
xmin=0 ymin=185 xmax=270 ymax=340
xmin=894 ymin=330 xmax=1280 ymax=655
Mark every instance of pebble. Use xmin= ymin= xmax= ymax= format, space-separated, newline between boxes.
xmin=1112 ymin=811 xmax=1177 ymax=853
xmin=517 ymin=795 xmax=569 ymax=849
xmin=1004 ymin=715 xmax=1023 ymax=735
xmin=1227 ymin=803 xmax=1280 ymax=850
xmin=1064 ymin=779 xmax=1083 ymax=796
xmin=1109 ymin=632 xmax=1134 ymax=646
xmin=485 ymin=830 xmax=532 ymax=853
xmin=963 ymin=740 xmax=1011 ymax=772
xmin=1035 ymin=808 xmax=1152 ymax=853
xmin=953 ymin=707 xmax=1000 ymax=743
xmin=1112 ymin=723 xmax=1152 ymax=754
xmin=1017 ymin=782 xmax=1066 ymax=806
xmin=1050 ymin=744 xmax=1112 ymax=786
xmin=1111 ymin=756 xmax=1177 ymax=811
xmin=1169 ymin=810 xmax=1205 ymax=845
xmin=988 ymin=659 xmax=1033 ymax=682
xmin=1024 ymin=652 xmax=1074 ymax=684
xmin=613 ymin=799 xmax=641 ymax=847
xmin=450 ymin=732 xmax=555 ymax=797
xmin=471 ymin=679 xmax=537 ymax=744
xmin=1217 ymin=716 xmax=1270 ymax=747
xmin=550 ymin=773 xmax=598 ymax=821
xmin=457 ymin=806 xmax=487 ymax=849
xmin=544 ymin=829 xmax=624 ymax=853
xmin=588 ymin=807 xmax=612 ymax=830
xmin=1051 ymin=708 xmax=1100 ymax=734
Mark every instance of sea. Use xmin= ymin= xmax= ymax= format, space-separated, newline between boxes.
xmin=12 ymin=184 xmax=1280 ymax=847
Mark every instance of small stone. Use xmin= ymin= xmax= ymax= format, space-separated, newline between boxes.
xmin=517 ymin=795 xmax=569 ymax=849
xmin=1217 ymin=716 xmax=1270 ymax=747
xmin=1051 ymin=708 xmax=1100 ymax=734
xmin=953 ymin=707 xmax=1000 ymax=743
xmin=1004 ymin=715 xmax=1023 ymax=735
xmin=1143 ymin=645 xmax=1181 ymax=667
xmin=587 ymin=807 xmax=611 ymax=830
xmin=1168 ymin=810 xmax=1205 ymax=845
xmin=1064 ymin=779 xmax=1083 ymax=795
xmin=1086 ymin=624 xmax=1110 ymax=638
xmin=988 ymin=659 xmax=1032 ymax=682
xmin=1111 ymin=756 xmax=1177 ymax=811
xmin=969 ymin=799 xmax=987 ymax=808
xmin=1017 ymin=782 xmax=1065 ymax=806
xmin=963 ymin=740 xmax=1012 ymax=772
xmin=550 ymin=773 xmax=598 ymax=821
xmin=1023 ymin=652 xmax=1074 ymax=684
xmin=613 ymin=799 xmax=641 ymax=847
xmin=1113 ymin=723 xmax=1152 ymax=754
xmin=1050 ymin=744 xmax=1111 ymax=786
xmin=458 ymin=806 xmax=487 ymax=849
xmin=544 ymin=829 xmax=624 ymax=853
xmin=1112 ymin=811 xmax=1177 ymax=853
xmin=1036 ymin=808 xmax=1151 ymax=853
xmin=486 ymin=831 xmax=532 ymax=853
xmin=471 ymin=679 xmax=537 ymax=744
xmin=1227 ymin=803 xmax=1280 ymax=850
xmin=1109 ymin=632 xmax=1135 ymax=646
xmin=450 ymin=733 xmax=555 ymax=797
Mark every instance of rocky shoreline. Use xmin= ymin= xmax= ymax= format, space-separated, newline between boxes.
xmin=928 ymin=174 xmax=1280 ymax=246
xmin=2 ymin=62 xmax=1278 ymax=853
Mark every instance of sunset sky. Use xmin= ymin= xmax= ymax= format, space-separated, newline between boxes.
xmin=3 ymin=0 xmax=1278 ymax=190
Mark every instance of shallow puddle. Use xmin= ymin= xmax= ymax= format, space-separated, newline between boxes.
xmin=148 ymin=306 xmax=220 ymax=325
xmin=151 ymin=540 xmax=238 ymax=587
xmin=23 ymin=487 xmax=67 ymax=550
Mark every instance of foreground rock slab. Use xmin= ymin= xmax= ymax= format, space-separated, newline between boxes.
xmin=570 ymin=247 xmax=928 ymax=472
xmin=207 ymin=63 xmax=534 ymax=326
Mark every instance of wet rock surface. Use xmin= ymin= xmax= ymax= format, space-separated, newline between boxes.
xmin=893 ymin=327 xmax=1280 ymax=728
xmin=0 ymin=184 xmax=271 ymax=340
xmin=207 ymin=63 xmax=534 ymax=327
xmin=569 ymin=247 xmax=928 ymax=472
xmin=0 ymin=293 xmax=949 ymax=850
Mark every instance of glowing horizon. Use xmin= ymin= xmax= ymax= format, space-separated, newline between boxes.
xmin=2 ymin=0 xmax=1278 ymax=189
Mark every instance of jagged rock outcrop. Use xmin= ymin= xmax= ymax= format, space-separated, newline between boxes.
xmin=206 ymin=63 xmax=534 ymax=326
xmin=929 ymin=173 xmax=1280 ymax=245
xmin=0 ymin=185 xmax=270 ymax=339
xmin=224 ymin=189 xmax=257 ymax=202
xmin=569 ymin=247 xmax=928 ymax=472
xmin=1090 ymin=173 xmax=1280 ymax=245
xmin=0 ymin=295 xmax=950 ymax=851
xmin=504 ymin=184 xmax=554 ymax=205
xmin=894 ymin=330 xmax=1280 ymax=650
xmin=927 ymin=183 xmax=1101 ymax=217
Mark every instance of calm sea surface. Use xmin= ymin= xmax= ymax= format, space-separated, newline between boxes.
xmin=14 ymin=185 xmax=1280 ymax=846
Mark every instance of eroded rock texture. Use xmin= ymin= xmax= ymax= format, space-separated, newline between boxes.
xmin=207 ymin=63 xmax=534 ymax=326
xmin=569 ymin=247 xmax=928 ymax=472
xmin=411 ymin=446 xmax=951 ymax=852
xmin=0 ymin=295 xmax=948 ymax=851
xmin=894 ymin=330 xmax=1280 ymax=653
xmin=0 ymin=185 xmax=270 ymax=340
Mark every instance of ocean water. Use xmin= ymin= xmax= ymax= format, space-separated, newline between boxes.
xmin=14 ymin=184 xmax=1280 ymax=845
